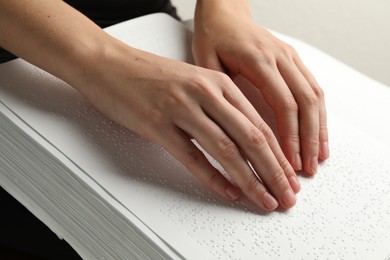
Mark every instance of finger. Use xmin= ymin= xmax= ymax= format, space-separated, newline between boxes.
xmin=277 ymin=59 xmax=320 ymax=175
xmin=200 ymin=97 xmax=297 ymax=209
xmin=242 ymin=62 xmax=302 ymax=172
xmin=318 ymin=101 xmax=329 ymax=161
xmin=193 ymin=50 xmax=227 ymax=74
xmin=222 ymin=85 xmax=301 ymax=193
xmin=176 ymin=108 xmax=280 ymax=211
xmin=294 ymin=57 xmax=329 ymax=161
xmin=157 ymin=125 xmax=242 ymax=202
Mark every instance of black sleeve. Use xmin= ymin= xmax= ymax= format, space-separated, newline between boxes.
xmin=0 ymin=0 xmax=179 ymax=63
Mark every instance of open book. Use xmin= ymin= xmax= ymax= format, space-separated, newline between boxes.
xmin=1 ymin=13 xmax=390 ymax=259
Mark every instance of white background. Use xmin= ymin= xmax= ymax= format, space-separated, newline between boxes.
xmin=171 ymin=0 xmax=390 ymax=87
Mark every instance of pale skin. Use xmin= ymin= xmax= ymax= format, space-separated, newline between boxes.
xmin=0 ymin=0 xmax=329 ymax=212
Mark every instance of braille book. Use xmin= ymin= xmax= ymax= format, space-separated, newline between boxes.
xmin=1 ymin=13 xmax=390 ymax=259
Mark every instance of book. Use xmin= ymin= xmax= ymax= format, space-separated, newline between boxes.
xmin=1 ymin=13 xmax=390 ymax=259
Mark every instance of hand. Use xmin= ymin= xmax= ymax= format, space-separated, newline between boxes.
xmin=193 ymin=1 xmax=329 ymax=175
xmin=76 ymin=42 xmax=300 ymax=211
xmin=0 ymin=0 xmax=299 ymax=211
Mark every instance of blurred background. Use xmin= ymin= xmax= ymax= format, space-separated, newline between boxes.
xmin=172 ymin=0 xmax=390 ymax=87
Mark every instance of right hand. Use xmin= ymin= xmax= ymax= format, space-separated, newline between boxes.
xmin=75 ymin=42 xmax=300 ymax=211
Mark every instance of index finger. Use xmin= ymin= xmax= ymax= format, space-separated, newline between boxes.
xmin=222 ymin=81 xmax=301 ymax=194
xmin=201 ymin=93 xmax=298 ymax=209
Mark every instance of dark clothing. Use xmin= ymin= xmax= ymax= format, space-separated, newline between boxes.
xmin=0 ymin=0 xmax=179 ymax=63
xmin=64 ymin=0 xmax=179 ymax=27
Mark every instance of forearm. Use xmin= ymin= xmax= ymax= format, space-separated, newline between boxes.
xmin=0 ymin=0 xmax=124 ymax=90
xmin=0 ymin=1 xmax=302 ymax=210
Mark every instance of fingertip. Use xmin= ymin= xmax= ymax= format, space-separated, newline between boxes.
xmin=304 ymin=155 xmax=318 ymax=175
xmin=281 ymin=189 xmax=297 ymax=209
xmin=262 ymin=192 xmax=279 ymax=211
xmin=288 ymin=175 xmax=301 ymax=193
xmin=319 ymin=141 xmax=329 ymax=161
xmin=311 ymin=155 xmax=318 ymax=173
xmin=293 ymin=152 xmax=302 ymax=171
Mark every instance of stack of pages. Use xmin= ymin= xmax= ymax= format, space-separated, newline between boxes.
xmin=1 ymin=13 xmax=390 ymax=259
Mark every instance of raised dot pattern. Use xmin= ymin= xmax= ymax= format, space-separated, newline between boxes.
xmin=1 ymin=60 xmax=390 ymax=260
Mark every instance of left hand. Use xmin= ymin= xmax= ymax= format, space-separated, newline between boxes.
xmin=192 ymin=0 xmax=329 ymax=175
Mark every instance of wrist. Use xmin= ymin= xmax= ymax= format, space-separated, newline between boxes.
xmin=195 ymin=0 xmax=252 ymax=24
xmin=66 ymin=33 xmax=121 ymax=92
xmin=69 ymin=34 xmax=136 ymax=97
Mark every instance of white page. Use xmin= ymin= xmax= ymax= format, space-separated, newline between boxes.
xmin=1 ymin=13 xmax=390 ymax=259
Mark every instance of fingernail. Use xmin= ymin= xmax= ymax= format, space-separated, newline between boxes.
xmin=263 ymin=192 xmax=278 ymax=211
xmin=310 ymin=156 xmax=318 ymax=174
xmin=294 ymin=153 xmax=302 ymax=170
xmin=288 ymin=176 xmax=301 ymax=193
xmin=321 ymin=141 xmax=329 ymax=159
xmin=226 ymin=186 xmax=240 ymax=200
xmin=282 ymin=189 xmax=296 ymax=208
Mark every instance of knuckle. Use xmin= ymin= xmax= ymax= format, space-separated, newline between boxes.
xmin=313 ymin=86 xmax=325 ymax=99
xmin=279 ymin=131 xmax=300 ymax=145
xmin=208 ymin=172 xmax=223 ymax=190
xmin=280 ymin=96 xmax=299 ymax=113
xmin=182 ymin=149 xmax=202 ymax=171
xmin=320 ymin=125 xmax=329 ymax=140
xmin=253 ymin=49 xmax=275 ymax=67
xmin=217 ymin=137 xmax=238 ymax=159
xmin=247 ymin=126 xmax=267 ymax=147
xmin=268 ymin=167 xmax=286 ymax=187
xmin=279 ymin=158 xmax=291 ymax=172
xmin=279 ymin=44 xmax=295 ymax=60
xmin=216 ymin=72 xmax=237 ymax=95
xmin=245 ymin=176 xmax=262 ymax=193
xmin=189 ymin=74 xmax=211 ymax=94
xmin=301 ymin=93 xmax=319 ymax=108
xmin=161 ymin=87 xmax=189 ymax=110
xmin=286 ymin=43 xmax=297 ymax=53
xmin=145 ymin=109 xmax=164 ymax=128
xmin=303 ymin=134 xmax=320 ymax=146
xmin=258 ymin=122 xmax=274 ymax=143
xmin=215 ymin=71 xmax=232 ymax=84
xmin=191 ymin=73 xmax=223 ymax=99
xmin=288 ymin=133 xmax=300 ymax=144
xmin=189 ymin=76 xmax=209 ymax=93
